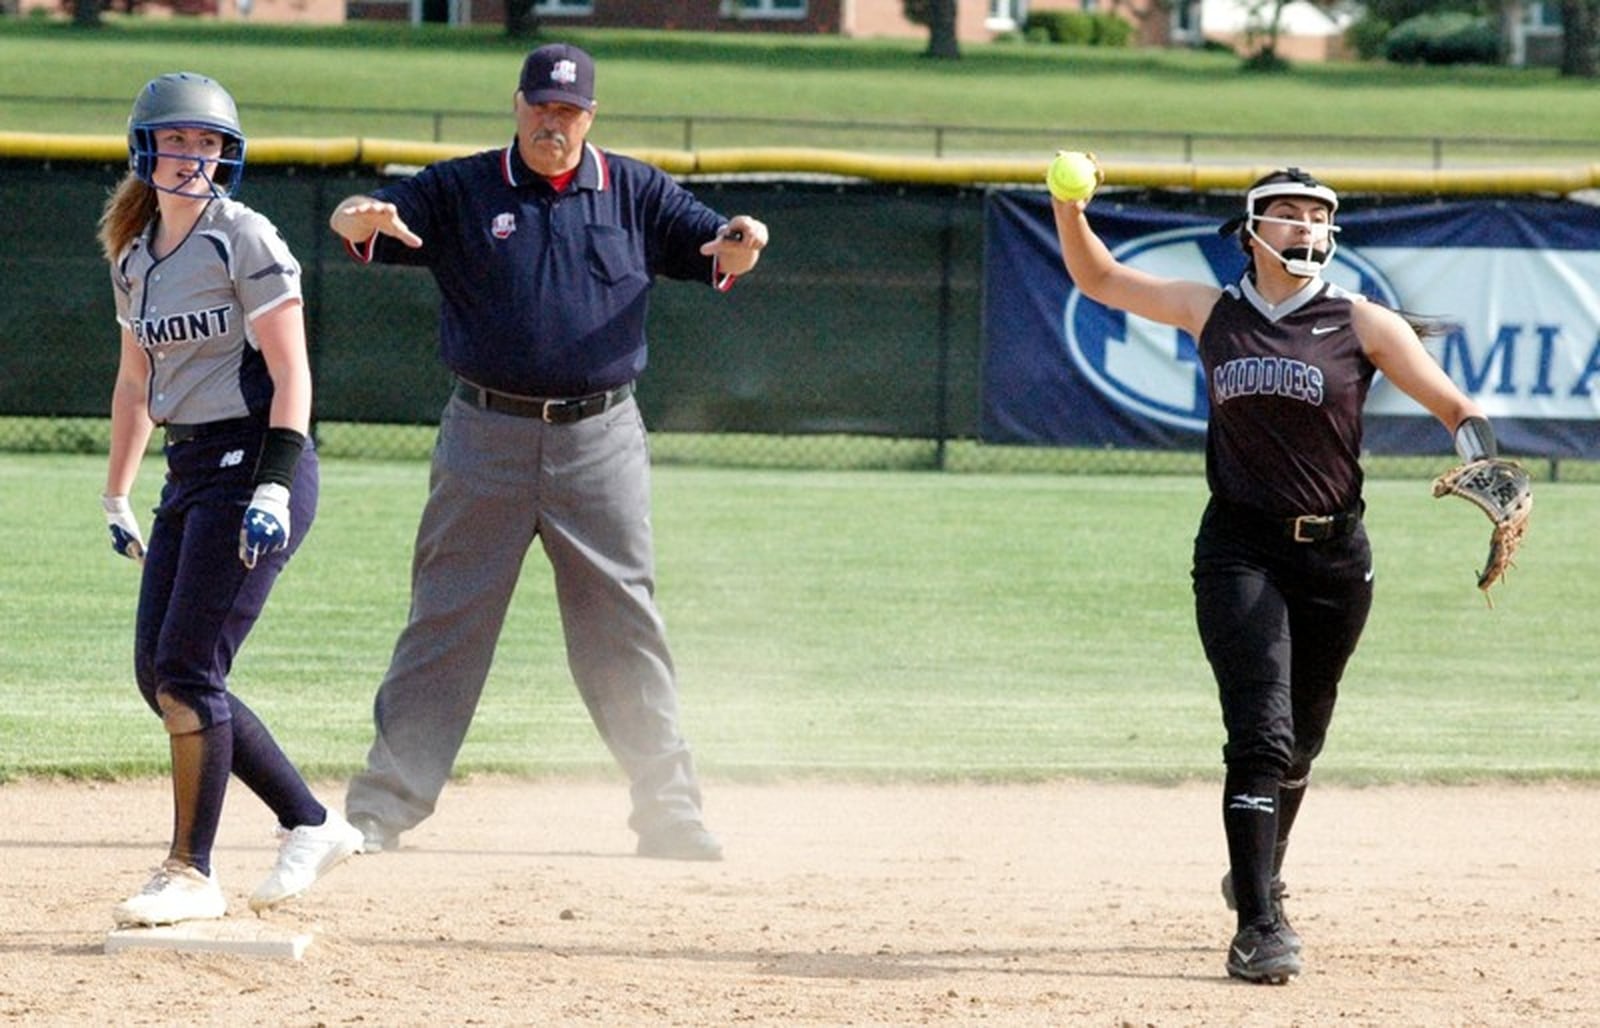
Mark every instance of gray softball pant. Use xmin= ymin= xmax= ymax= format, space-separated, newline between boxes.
xmin=346 ymin=390 xmax=705 ymax=838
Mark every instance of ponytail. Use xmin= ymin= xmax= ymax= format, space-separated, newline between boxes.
xmin=97 ymin=173 xmax=157 ymax=263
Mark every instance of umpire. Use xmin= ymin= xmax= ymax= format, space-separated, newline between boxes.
xmin=330 ymin=43 xmax=768 ymax=860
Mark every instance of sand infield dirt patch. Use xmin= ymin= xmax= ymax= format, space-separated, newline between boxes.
xmin=2 ymin=777 xmax=1596 ymax=1026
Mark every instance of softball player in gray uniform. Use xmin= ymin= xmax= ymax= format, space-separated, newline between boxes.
xmin=1052 ymin=165 xmax=1504 ymax=983
xmin=99 ymin=72 xmax=362 ymax=927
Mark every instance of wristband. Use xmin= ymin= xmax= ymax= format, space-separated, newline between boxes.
xmin=253 ymin=427 xmax=307 ymax=489
xmin=1452 ymin=416 xmax=1497 ymax=463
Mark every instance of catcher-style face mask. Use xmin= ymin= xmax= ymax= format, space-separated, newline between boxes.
xmin=1219 ymin=169 xmax=1340 ymax=279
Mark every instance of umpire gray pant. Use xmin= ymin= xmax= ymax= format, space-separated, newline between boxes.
xmin=346 ymin=391 xmax=705 ymax=839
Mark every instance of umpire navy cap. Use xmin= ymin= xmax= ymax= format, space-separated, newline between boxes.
xmin=520 ymin=44 xmax=597 ymax=110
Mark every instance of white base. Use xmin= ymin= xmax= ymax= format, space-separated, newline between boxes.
xmin=105 ymin=918 xmax=313 ymax=959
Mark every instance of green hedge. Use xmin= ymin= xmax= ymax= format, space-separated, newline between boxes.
xmin=1022 ymin=10 xmax=1134 ymax=47
xmin=1384 ymin=12 xmax=1500 ymax=66
xmin=1344 ymin=15 xmax=1394 ymax=61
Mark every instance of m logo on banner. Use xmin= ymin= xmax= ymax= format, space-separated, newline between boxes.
xmin=1061 ymin=227 xmax=1401 ymax=433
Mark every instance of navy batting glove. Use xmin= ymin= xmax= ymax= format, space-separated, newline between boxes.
xmin=240 ymin=483 xmax=292 ymax=569
xmin=102 ymin=494 xmax=146 ymax=563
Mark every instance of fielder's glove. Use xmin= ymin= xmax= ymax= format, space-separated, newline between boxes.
xmin=102 ymin=494 xmax=146 ymax=563
xmin=1431 ymin=458 xmax=1532 ymax=600
xmin=239 ymin=483 xmax=291 ymax=569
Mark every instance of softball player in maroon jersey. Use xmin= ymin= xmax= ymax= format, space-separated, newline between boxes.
xmin=1051 ymin=165 xmax=1504 ymax=983
xmin=99 ymin=72 xmax=362 ymax=926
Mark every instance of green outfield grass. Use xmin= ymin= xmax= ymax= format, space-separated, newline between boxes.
xmin=3 ymin=26 xmax=1593 ymax=789
xmin=2 ymin=21 xmax=1598 ymax=158
xmin=2 ymin=452 xmax=1594 ymax=785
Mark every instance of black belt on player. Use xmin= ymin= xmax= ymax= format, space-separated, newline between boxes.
xmin=162 ymin=416 xmax=258 ymax=445
xmin=1218 ymin=500 xmax=1363 ymax=543
xmin=453 ymin=379 xmax=634 ymax=425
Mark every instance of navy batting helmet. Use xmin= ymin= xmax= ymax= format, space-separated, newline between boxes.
xmin=127 ymin=72 xmax=246 ymax=196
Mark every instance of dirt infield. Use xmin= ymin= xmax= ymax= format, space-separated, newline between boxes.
xmin=2 ymin=777 xmax=1597 ymax=1026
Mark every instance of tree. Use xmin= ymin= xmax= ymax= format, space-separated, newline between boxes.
xmin=1559 ymin=0 xmax=1597 ymax=75
xmin=1236 ymin=0 xmax=1354 ymax=71
xmin=904 ymin=0 xmax=962 ymax=59
xmin=1237 ymin=0 xmax=1297 ymax=69
xmin=505 ymin=0 xmax=539 ymax=38
xmin=1366 ymin=0 xmax=1474 ymax=24
xmin=72 ymin=0 xmax=101 ymax=27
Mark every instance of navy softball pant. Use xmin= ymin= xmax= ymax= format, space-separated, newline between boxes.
xmin=133 ymin=424 xmax=318 ymax=728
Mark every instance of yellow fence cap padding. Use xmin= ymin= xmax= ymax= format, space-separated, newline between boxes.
xmin=3 ymin=134 xmax=1597 ymax=196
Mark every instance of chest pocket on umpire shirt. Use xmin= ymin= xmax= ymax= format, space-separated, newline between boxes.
xmin=587 ymin=226 xmax=644 ymax=286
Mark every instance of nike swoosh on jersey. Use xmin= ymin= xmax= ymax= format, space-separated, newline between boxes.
xmin=1311 ymin=323 xmax=1343 ymax=335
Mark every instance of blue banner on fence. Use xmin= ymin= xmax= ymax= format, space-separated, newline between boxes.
xmin=983 ymin=191 xmax=1600 ymax=458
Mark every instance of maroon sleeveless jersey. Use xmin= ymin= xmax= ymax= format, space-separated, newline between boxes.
xmin=1199 ymin=277 xmax=1377 ymax=517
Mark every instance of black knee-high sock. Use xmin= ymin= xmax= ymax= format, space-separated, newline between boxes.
xmin=1222 ymin=768 xmax=1280 ymax=929
xmin=168 ymin=723 xmax=232 ymax=877
xmin=227 ymin=694 xmax=324 ymax=831
xmin=1273 ymin=776 xmax=1309 ymax=878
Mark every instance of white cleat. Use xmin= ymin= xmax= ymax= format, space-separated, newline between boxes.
xmin=114 ymin=859 xmax=227 ymax=927
xmin=249 ymin=809 xmax=365 ymax=913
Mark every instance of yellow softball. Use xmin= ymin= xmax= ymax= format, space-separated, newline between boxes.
xmin=1047 ymin=150 xmax=1100 ymax=202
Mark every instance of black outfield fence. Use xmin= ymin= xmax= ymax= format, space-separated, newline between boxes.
xmin=3 ymin=157 xmax=998 ymax=464
xmin=5 ymin=152 xmax=1597 ymax=480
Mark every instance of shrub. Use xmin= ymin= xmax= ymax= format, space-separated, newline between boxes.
xmin=1383 ymin=11 xmax=1500 ymax=65
xmin=1241 ymin=49 xmax=1292 ymax=73
xmin=1024 ymin=11 xmax=1088 ymax=44
xmin=1344 ymin=15 xmax=1394 ymax=61
xmin=1093 ymin=14 xmax=1133 ymax=47
xmin=1022 ymin=10 xmax=1134 ymax=47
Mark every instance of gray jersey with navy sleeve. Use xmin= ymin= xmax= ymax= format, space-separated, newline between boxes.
xmin=111 ymin=197 xmax=301 ymax=425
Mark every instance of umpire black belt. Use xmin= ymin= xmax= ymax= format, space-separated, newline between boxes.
xmin=453 ymin=379 xmax=634 ymax=424
xmin=1219 ymin=500 xmax=1362 ymax=543
xmin=163 ymin=416 xmax=258 ymax=445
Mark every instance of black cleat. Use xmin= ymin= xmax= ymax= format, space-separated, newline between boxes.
xmin=1227 ymin=920 xmax=1303 ymax=984
xmin=1221 ymin=870 xmax=1301 ymax=952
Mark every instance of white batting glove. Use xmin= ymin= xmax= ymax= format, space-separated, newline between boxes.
xmin=102 ymin=494 xmax=146 ymax=563
xmin=239 ymin=483 xmax=292 ymax=569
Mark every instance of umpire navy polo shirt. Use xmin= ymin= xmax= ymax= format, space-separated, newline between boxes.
xmin=350 ymin=139 xmax=728 ymax=397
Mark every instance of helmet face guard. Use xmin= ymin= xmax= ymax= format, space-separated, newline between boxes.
xmin=127 ymin=73 xmax=246 ymax=198
xmin=1219 ymin=169 xmax=1340 ymax=278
